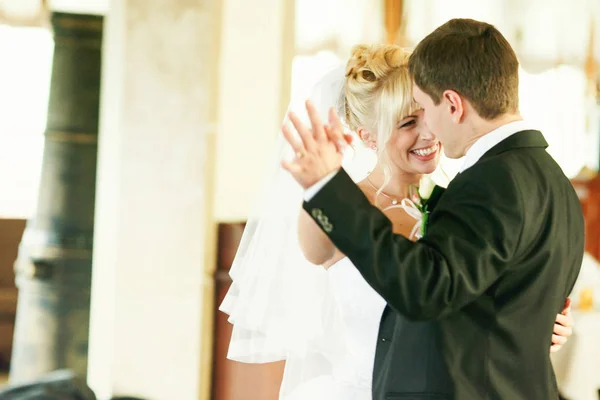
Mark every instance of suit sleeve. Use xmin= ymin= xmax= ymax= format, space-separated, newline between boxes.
xmin=303 ymin=168 xmax=524 ymax=320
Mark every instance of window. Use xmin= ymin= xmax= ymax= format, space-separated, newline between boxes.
xmin=0 ymin=25 xmax=53 ymax=218
xmin=519 ymin=66 xmax=597 ymax=177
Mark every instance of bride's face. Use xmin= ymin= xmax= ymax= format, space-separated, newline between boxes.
xmin=385 ymin=109 xmax=441 ymax=175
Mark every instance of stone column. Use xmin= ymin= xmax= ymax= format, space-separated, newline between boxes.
xmin=86 ymin=1 xmax=219 ymax=399
xmin=10 ymin=11 xmax=103 ymax=383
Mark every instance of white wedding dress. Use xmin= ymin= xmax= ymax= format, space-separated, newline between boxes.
xmin=280 ymin=257 xmax=387 ymax=399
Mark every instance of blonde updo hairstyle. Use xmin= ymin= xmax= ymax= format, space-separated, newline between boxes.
xmin=343 ymin=44 xmax=419 ymax=204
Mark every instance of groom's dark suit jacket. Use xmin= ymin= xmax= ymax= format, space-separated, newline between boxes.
xmin=304 ymin=130 xmax=584 ymax=400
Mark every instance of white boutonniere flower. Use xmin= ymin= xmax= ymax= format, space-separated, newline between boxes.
xmin=418 ymin=175 xmax=436 ymax=200
xmin=406 ymin=176 xmax=439 ymax=238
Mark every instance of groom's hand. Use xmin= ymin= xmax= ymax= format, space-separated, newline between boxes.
xmin=281 ymin=100 xmax=351 ymax=189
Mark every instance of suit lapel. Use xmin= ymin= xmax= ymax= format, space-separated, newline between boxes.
xmin=426 ymin=185 xmax=446 ymax=212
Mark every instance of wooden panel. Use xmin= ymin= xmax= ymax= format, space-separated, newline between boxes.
xmin=212 ymin=223 xmax=284 ymax=400
xmin=0 ymin=219 xmax=25 ymax=371
xmin=572 ymin=174 xmax=600 ymax=261
xmin=0 ymin=219 xmax=24 ymax=288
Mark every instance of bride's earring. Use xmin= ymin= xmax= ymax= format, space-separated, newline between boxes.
xmin=358 ymin=128 xmax=377 ymax=152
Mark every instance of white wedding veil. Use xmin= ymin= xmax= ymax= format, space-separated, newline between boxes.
xmin=219 ymin=63 xmax=375 ymax=366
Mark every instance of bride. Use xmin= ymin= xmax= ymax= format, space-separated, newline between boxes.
xmin=220 ymin=44 xmax=573 ymax=399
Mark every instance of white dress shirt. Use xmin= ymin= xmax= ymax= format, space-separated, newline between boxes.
xmin=304 ymin=120 xmax=537 ymax=201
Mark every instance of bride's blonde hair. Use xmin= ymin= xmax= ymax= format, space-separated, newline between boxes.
xmin=343 ymin=44 xmax=419 ymax=204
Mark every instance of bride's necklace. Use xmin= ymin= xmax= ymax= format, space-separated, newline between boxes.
xmin=366 ymin=176 xmax=400 ymax=205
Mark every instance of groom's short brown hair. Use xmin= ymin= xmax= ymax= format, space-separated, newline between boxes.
xmin=408 ymin=18 xmax=519 ymax=119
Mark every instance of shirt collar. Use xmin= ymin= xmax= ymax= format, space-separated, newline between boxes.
xmin=460 ymin=120 xmax=536 ymax=172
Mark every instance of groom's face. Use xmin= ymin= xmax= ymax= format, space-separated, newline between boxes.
xmin=412 ymin=84 xmax=462 ymax=159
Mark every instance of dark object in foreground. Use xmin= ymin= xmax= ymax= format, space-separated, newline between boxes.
xmin=0 ymin=370 xmax=95 ymax=399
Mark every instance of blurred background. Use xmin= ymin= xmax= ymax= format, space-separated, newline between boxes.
xmin=0 ymin=0 xmax=598 ymax=399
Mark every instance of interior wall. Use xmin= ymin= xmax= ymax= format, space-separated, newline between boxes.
xmin=212 ymin=0 xmax=295 ymax=222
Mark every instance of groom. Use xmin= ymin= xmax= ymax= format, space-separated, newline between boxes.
xmin=281 ymin=19 xmax=584 ymax=400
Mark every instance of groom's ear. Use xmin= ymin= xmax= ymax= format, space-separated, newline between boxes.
xmin=443 ymin=90 xmax=464 ymax=123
